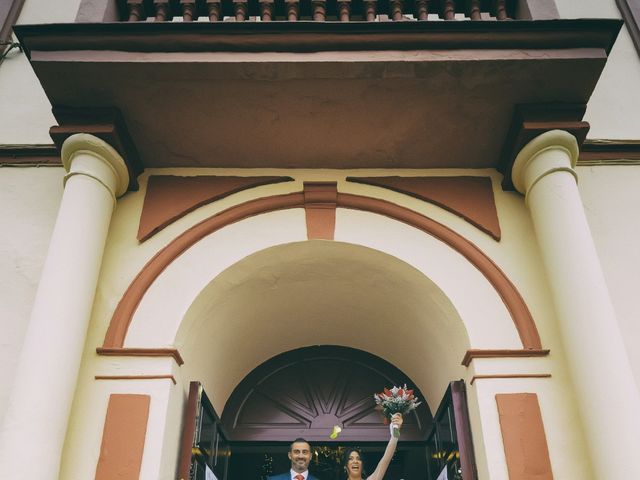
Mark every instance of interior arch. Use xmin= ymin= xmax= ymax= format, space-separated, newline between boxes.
xmin=175 ymin=240 xmax=470 ymax=412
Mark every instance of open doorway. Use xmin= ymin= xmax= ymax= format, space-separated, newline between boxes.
xmin=229 ymin=442 xmax=426 ymax=479
xmin=177 ymin=346 xmax=478 ymax=479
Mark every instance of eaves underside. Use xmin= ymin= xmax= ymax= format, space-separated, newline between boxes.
xmin=15 ymin=19 xmax=622 ymax=55
xmin=11 ymin=18 xmax=623 ymax=173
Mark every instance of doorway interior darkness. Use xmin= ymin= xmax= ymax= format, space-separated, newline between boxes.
xmin=229 ymin=442 xmax=427 ymax=479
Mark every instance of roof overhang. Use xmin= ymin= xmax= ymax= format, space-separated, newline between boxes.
xmin=15 ymin=20 xmax=622 ymax=177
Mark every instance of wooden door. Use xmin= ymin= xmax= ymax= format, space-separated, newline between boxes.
xmin=178 ymin=382 xmax=230 ymax=480
xmin=221 ymin=345 xmax=432 ymax=442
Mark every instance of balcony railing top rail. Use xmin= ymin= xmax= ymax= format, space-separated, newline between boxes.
xmin=119 ymin=0 xmax=515 ymax=23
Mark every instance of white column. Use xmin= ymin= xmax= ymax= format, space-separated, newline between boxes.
xmin=512 ymin=129 xmax=640 ymax=478
xmin=0 ymin=134 xmax=129 ymax=479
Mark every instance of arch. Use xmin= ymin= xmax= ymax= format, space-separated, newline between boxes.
xmin=175 ymin=240 xmax=470 ymax=412
xmin=220 ymin=345 xmax=432 ymax=442
xmin=103 ymin=191 xmax=541 ymax=349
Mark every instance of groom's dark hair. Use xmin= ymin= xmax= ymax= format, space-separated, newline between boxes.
xmin=289 ymin=437 xmax=311 ymax=451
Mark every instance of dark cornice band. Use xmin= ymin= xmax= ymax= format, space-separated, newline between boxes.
xmin=14 ymin=19 xmax=622 ymax=56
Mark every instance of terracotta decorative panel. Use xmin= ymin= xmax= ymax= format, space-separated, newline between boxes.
xmin=95 ymin=394 xmax=150 ymax=480
xmin=347 ymin=176 xmax=501 ymax=240
xmin=496 ymin=393 xmax=553 ymax=480
xmin=303 ymin=182 xmax=337 ymax=240
xmin=137 ymin=175 xmax=293 ymax=241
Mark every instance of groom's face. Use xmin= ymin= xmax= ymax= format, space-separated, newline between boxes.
xmin=288 ymin=441 xmax=312 ymax=473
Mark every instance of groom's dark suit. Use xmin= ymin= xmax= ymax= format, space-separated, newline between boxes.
xmin=267 ymin=473 xmax=319 ymax=480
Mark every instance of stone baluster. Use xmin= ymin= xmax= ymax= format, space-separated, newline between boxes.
xmin=260 ymin=0 xmax=274 ymax=20
xmin=468 ymin=0 xmax=481 ymax=19
xmin=338 ymin=0 xmax=351 ymax=21
xmin=442 ymin=0 xmax=455 ymax=19
xmin=234 ymin=0 xmax=248 ymax=21
xmin=363 ymin=0 xmax=377 ymax=20
xmin=181 ymin=1 xmax=196 ymax=21
xmin=127 ymin=0 xmax=145 ymax=21
xmin=153 ymin=1 xmax=171 ymax=20
xmin=390 ymin=0 xmax=403 ymax=20
xmin=286 ymin=0 xmax=299 ymax=21
xmin=493 ymin=0 xmax=509 ymax=19
xmin=312 ymin=0 xmax=327 ymax=20
xmin=415 ymin=0 xmax=428 ymax=20
xmin=207 ymin=0 xmax=221 ymax=21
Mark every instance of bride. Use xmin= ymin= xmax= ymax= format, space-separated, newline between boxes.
xmin=343 ymin=413 xmax=403 ymax=480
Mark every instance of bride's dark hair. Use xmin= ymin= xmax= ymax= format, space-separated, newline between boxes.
xmin=342 ymin=448 xmax=368 ymax=478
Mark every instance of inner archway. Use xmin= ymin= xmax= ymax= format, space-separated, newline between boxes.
xmin=175 ymin=240 xmax=471 ymax=413
xmin=175 ymin=240 xmax=480 ymax=479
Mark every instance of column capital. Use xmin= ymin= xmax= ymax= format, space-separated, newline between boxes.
xmin=61 ymin=133 xmax=130 ymax=198
xmin=511 ymin=129 xmax=579 ymax=197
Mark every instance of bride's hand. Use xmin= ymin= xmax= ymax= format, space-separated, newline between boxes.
xmin=391 ymin=413 xmax=403 ymax=430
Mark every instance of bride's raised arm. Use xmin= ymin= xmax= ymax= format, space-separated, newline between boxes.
xmin=366 ymin=413 xmax=403 ymax=480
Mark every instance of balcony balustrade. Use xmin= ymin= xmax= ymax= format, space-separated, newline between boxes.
xmin=120 ymin=0 xmax=513 ymax=23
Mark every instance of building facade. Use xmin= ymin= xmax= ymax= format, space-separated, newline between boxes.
xmin=1 ymin=0 xmax=640 ymax=478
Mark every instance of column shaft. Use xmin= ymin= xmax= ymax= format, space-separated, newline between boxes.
xmin=0 ymin=135 xmax=129 ymax=479
xmin=514 ymin=130 xmax=640 ymax=478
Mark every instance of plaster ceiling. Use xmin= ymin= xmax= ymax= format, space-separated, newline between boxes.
xmin=176 ymin=241 xmax=469 ymax=412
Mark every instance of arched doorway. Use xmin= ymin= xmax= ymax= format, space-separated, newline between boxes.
xmin=172 ymin=241 xmax=478 ymax=479
xmin=222 ymin=345 xmax=432 ymax=479
xmin=170 ymin=241 xmax=480 ymax=480
xmin=173 ymin=241 xmax=474 ymax=416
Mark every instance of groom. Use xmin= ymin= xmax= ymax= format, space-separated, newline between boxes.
xmin=267 ymin=437 xmax=319 ymax=480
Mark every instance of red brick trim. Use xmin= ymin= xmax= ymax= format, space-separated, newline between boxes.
xmin=103 ymin=192 xmax=541 ymax=350
xmin=347 ymin=176 xmax=501 ymax=240
xmin=95 ymin=374 xmax=177 ymax=385
xmin=462 ymin=349 xmax=550 ymax=366
xmin=103 ymin=192 xmax=305 ymax=348
xmin=303 ymin=181 xmax=337 ymax=240
xmin=470 ymin=374 xmax=551 ymax=385
xmin=96 ymin=347 xmax=184 ymax=366
xmin=138 ymin=175 xmax=294 ymax=241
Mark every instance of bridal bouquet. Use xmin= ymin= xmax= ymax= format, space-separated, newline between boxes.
xmin=374 ymin=385 xmax=421 ymax=438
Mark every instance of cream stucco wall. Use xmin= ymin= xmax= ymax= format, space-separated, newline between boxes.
xmin=0 ymin=0 xmax=85 ymax=144
xmin=0 ymin=166 xmax=64 ymax=425
xmin=0 ymin=164 xmax=615 ymax=479
xmin=470 ymin=374 xmax=591 ymax=479
xmin=554 ymin=0 xmax=621 ymax=17
xmin=0 ymin=0 xmax=88 ymax=143
xmin=52 ymin=168 xmax=593 ymax=479
xmin=578 ymin=165 xmax=640 ymax=390
xmin=61 ymin=354 xmax=183 ymax=478
xmin=0 ymin=52 xmax=53 ymax=144
xmin=554 ymin=0 xmax=640 ymax=139
xmin=1 ymin=1 xmax=638 ymax=478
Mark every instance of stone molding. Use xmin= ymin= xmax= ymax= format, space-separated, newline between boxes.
xmin=61 ymin=133 xmax=130 ymax=198
xmin=511 ymin=129 xmax=579 ymax=198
